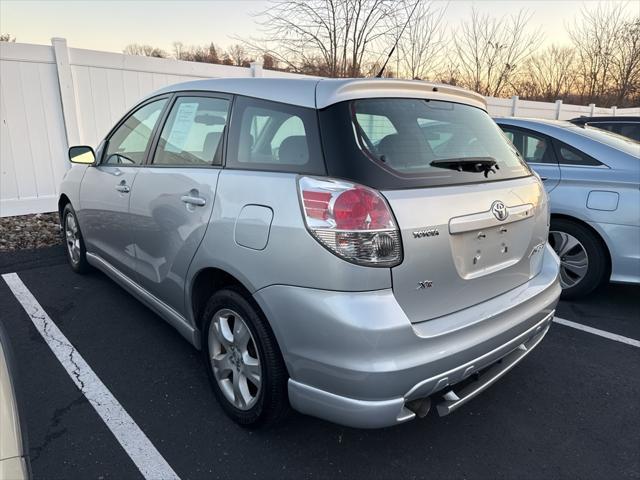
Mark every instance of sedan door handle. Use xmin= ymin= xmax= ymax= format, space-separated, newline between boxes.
xmin=540 ymin=177 xmax=548 ymax=181
xmin=115 ymin=183 xmax=130 ymax=193
xmin=181 ymin=195 xmax=206 ymax=207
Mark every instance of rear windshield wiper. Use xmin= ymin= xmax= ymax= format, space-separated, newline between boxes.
xmin=430 ymin=157 xmax=500 ymax=177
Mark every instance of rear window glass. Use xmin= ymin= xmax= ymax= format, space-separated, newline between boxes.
xmin=351 ymin=99 xmax=530 ymax=184
xmin=573 ymin=124 xmax=640 ymax=155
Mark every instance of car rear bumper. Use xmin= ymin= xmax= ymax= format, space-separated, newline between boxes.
xmin=254 ymin=244 xmax=561 ymax=428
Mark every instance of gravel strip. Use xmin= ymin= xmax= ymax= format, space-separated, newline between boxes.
xmin=0 ymin=212 xmax=62 ymax=251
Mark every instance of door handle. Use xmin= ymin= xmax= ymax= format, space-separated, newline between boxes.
xmin=540 ymin=177 xmax=548 ymax=181
xmin=181 ymin=195 xmax=206 ymax=207
xmin=115 ymin=183 xmax=130 ymax=193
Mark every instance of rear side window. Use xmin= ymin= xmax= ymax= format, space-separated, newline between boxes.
xmin=555 ymin=142 xmax=602 ymax=167
xmin=104 ymin=99 xmax=167 ymax=165
xmin=226 ymin=96 xmax=325 ymax=174
xmin=153 ymin=96 xmax=230 ymax=166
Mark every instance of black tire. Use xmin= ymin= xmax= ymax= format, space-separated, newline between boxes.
xmin=61 ymin=203 xmax=90 ymax=274
xmin=549 ymin=218 xmax=608 ymax=299
xmin=201 ymin=287 xmax=290 ymax=428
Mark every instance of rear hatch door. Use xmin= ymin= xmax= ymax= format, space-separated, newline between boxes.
xmin=384 ymin=176 xmax=548 ymax=323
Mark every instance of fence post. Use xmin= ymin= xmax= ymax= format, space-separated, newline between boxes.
xmin=51 ymin=37 xmax=80 ymax=149
xmin=250 ymin=62 xmax=263 ymax=77
xmin=511 ymin=96 xmax=519 ymax=117
xmin=589 ymin=103 xmax=596 ymax=116
xmin=554 ymin=100 xmax=563 ymax=120
xmin=611 ymin=106 xmax=617 ymax=116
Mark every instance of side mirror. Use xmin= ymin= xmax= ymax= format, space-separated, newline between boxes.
xmin=68 ymin=146 xmax=96 ymax=165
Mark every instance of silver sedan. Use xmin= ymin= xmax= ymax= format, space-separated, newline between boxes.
xmin=496 ymin=117 xmax=640 ymax=298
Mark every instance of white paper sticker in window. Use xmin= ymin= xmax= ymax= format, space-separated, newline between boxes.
xmin=166 ymin=102 xmax=198 ymax=153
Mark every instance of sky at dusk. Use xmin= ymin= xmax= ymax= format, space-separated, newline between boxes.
xmin=0 ymin=0 xmax=635 ymax=53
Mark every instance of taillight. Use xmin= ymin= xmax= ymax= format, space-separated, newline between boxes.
xmin=298 ymin=176 xmax=403 ymax=267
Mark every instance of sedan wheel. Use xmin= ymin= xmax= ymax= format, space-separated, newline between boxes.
xmin=549 ymin=230 xmax=589 ymax=289
xmin=548 ymin=218 xmax=608 ymax=299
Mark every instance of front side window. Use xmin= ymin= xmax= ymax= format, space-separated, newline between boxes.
xmin=350 ymin=99 xmax=529 ymax=184
xmin=153 ymin=96 xmax=230 ymax=166
xmin=226 ymin=96 xmax=325 ymax=174
xmin=104 ymin=99 xmax=168 ymax=165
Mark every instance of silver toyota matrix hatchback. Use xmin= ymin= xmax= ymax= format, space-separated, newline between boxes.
xmin=59 ymin=78 xmax=561 ymax=428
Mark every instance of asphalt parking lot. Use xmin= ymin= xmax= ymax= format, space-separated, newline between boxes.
xmin=1 ymin=245 xmax=638 ymax=480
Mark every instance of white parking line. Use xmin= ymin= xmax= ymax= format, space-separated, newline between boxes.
xmin=554 ymin=316 xmax=640 ymax=348
xmin=2 ymin=272 xmax=181 ymax=480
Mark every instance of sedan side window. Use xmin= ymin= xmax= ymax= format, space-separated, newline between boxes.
xmin=522 ymin=133 xmax=553 ymax=163
xmin=104 ymin=99 xmax=168 ymax=165
xmin=556 ymin=143 xmax=602 ymax=166
xmin=500 ymin=128 xmax=556 ymax=164
xmin=153 ymin=96 xmax=230 ymax=166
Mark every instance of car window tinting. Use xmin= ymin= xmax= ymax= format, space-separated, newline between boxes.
xmin=226 ymin=96 xmax=325 ymax=175
xmin=351 ymin=99 xmax=528 ymax=178
xmin=104 ymin=99 xmax=168 ymax=165
xmin=500 ymin=127 xmax=557 ymax=164
xmin=588 ymin=122 xmax=640 ymax=142
xmin=556 ymin=143 xmax=602 ymax=167
xmin=573 ymin=125 xmax=640 ymax=156
xmin=619 ymin=124 xmax=640 ymax=142
xmin=153 ymin=97 xmax=230 ymax=166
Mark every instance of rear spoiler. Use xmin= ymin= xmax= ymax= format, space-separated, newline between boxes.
xmin=316 ymin=79 xmax=487 ymax=111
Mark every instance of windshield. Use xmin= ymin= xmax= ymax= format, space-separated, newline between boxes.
xmin=351 ymin=99 xmax=529 ymax=181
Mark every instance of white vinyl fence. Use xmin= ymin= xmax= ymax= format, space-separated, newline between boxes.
xmin=1 ymin=38 xmax=638 ymax=217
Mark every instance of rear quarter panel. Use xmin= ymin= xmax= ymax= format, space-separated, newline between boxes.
xmin=185 ymin=170 xmax=392 ymax=323
xmin=551 ymin=165 xmax=639 ymax=226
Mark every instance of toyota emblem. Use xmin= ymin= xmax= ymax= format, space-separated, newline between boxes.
xmin=491 ymin=201 xmax=508 ymax=221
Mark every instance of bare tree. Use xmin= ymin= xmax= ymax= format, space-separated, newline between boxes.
xmin=610 ymin=17 xmax=640 ymax=105
xmin=172 ymin=42 xmax=225 ymax=64
xmin=245 ymin=0 xmax=405 ymax=77
xmin=227 ymin=44 xmax=250 ymax=67
xmin=173 ymin=41 xmax=187 ymax=60
xmin=568 ymin=2 xmax=628 ymax=104
xmin=397 ymin=1 xmax=447 ymax=79
xmin=452 ymin=8 xmax=542 ymax=97
xmin=123 ymin=43 xmax=167 ymax=58
xmin=517 ymin=45 xmax=576 ymax=101
xmin=262 ymin=53 xmax=277 ymax=70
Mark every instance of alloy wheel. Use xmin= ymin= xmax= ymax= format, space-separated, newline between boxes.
xmin=65 ymin=212 xmax=81 ymax=264
xmin=208 ymin=308 xmax=262 ymax=410
xmin=549 ymin=230 xmax=589 ymax=289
